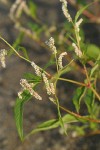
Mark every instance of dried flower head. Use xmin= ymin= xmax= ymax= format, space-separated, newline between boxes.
xmin=19 ymin=79 xmax=42 ymax=100
xmin=60 ymin=0 xmax=72 ymax=22
xmin=72 ymin=43 xmax=82 ymax=58
xmin=58 ymin=52 xmax=67 ymax=69
xmin=0 ymin=49 xmax=7 ymax=68
xmin=45 ymin=37 xmax=57 ymax=54
xmin=31 ymin=61 xmax=41 ymax=77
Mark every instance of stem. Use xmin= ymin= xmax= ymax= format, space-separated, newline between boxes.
xmin=59 ymin=105 xmax=100 ymax=123
xmin=0 ymin=36 xmax=51 ymax=77
xmin=52 ymin=99 xmax=100 ymax=123
xmin=91 ymin=86 xmax=100 ymax=101
xmin=0 ymin=36 xmax=31 ymax=63
xmin=55 ymin=53 xmax=59 ymax=73
xmin=83 ymin=65 xmax=91 ymax=85
xmin=58 ymin=77 xmax=86 ymax=87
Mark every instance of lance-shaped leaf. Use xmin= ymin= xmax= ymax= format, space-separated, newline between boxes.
xmin=84 ymin=88 xmax=95 ymax=115
xmin=26 ymin=114 xmax=78 ymax=138
xmin=75 ymin=4 xmax=91 ymax=23
xmin=14 ymin=91 xmax=32 ymax=141
xmin=73 ymin=87 xmax=86 ymax=113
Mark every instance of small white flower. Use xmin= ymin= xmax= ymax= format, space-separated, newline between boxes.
xmin=19 ymin=79 xmax=42 ymax=100
xmin=31 ymin=61 xmax=41 ymax=77
xmin=50 ymin=83 xmax=55 ymax=95
xmin=18 ymin=90 xmax=23 ymax=99
xmin=42 ymin=73 xmax=51 ymax=95
xmin=49 ymin=97 xmax=55 ymax=102
xmin=72 ymin=43 xmax=82 ymax=58
xmin=75 ymin=18 xmax=83 ymax=32
xmin=60 ymin=0 xmax=72 ymax=22
xmin=75 ymin=18 xmax=83 ymax=41
xmin=58 ymin=52 xmax=67 ymax=69
xmin=60 ymin=0 xmax=67 ymax=5
xmin=0 ymin=49 xmax=7 ymax=68
xmin=46 ymin=37 xmax=57 ymax=54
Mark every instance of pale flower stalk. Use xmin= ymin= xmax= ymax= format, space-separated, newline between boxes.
xmin=58 ymin=52 xmax=67 ymax=69
xmin=46 ymin=37 xmax=57 ymax=54
xmin=18 ymin=79 xmax=42 ymax=100
xmin=0 ymin=49 xmax=7 ymax=68
xmin=60 ymin=0 xmax=72 ymax=22
xmin=72 ymin=43 xmax=82 ymax=58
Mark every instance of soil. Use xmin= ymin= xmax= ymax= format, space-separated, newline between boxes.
xmin=0 ymin=1 xmax=100 ymax=150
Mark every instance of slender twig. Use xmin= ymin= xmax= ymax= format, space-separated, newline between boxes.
xmin=91 ymin=86 xmax=100 ymax=101
xmin=51 ymin=98 xmax=100 ymax=123
xmin=59 ymin=105 xmax=100 ymax=123
xmin=58 ymin=77 xmax=86 ymax=87
xmin=0 ymin=36 xmax=51 ymax=77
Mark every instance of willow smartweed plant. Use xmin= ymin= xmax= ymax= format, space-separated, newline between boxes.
xmin=0 ymin=0 xmax=100 ymax=141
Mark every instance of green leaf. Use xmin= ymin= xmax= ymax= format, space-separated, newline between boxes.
xmin=73 ymin=87 xmax=86 ymax=113
xmin=43 ymin=60 xmax=56 ymax=70
xmin=26 ymin=114 xmax=78 ymax=138
xmin=14 ymin=91 xmax=32 ymax=140
xmin=85 ymin=44 xmax=100 ymax=60
xmin=8 ymin=32 xmax=24 ymax=56
xmin=84 ymin=88 xmax=95 ymax=115
xmin=90 ymin=64 xmax=99 ymax=77
xmin=67 ymin=33 xmax=76 ymax=43
xmin=23 ymin=73 xmax=41 ymax=83
xmin=28 ymin=23 xmax=40 ymax=31
xmin=28 ymin=1 xmax=37 ymax=18
xmin=76 ymin=0 xmax=87 ymax=5
xmin=75 ymin=4 xmax=91 ymax=22
xmin=18 ymin=46 xmax=29 ymax=60
xmin=56 ymin=97 xmax=67 ymax=134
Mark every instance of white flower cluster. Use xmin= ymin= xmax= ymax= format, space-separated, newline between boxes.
xmin=31 ymin=61 xmax=41 ymax=77
xmin=42 ymin=73 xmax=55 ymax=95
xmin=75 ymin=18 xmax=83 ymax=32
xmin=75 ymin=18 xmax=83 ymax=41
xmin=58 ymin=52 xmax=67 ymax=69
xmin=18 ymin=79 xmax=42 ymax=100
xmin=46 ymin=37 xmax=57 ymax=54
xmin=72 ymin=43 xmax=82 ymax=58
xmin=60 ymin=0 xmax=72 ymax=22
xmin=0 ymin=49 xmax=7 ymax=68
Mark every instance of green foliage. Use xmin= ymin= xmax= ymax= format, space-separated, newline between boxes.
xmin=23 ymin=73 xmax=41 ymax=83
xmin=0 ymin=0 xmax=100 ymax=141
xmin=14 ymin=91 xmax=32 ymax=140
xmin=8 ymin=32 xmax=24 ymax=56
xmin=73 ymin=87 xmax=86 ymax=113
xmin=84 ymin=88 xmax=95 ymax=115
xmin=85 ymin=44 xmax=100 ymax=60
xmin=75 ymin=4 xmax=91 ymax=22
xmin=28 ymin=1 xmax=37 ymax=19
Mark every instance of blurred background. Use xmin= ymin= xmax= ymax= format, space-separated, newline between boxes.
xmin=0 ymin=0 xmax=100 ymax=150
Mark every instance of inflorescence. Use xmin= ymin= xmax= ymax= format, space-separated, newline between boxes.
xmin=0 ymin=49 xmax=7 ymax=68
